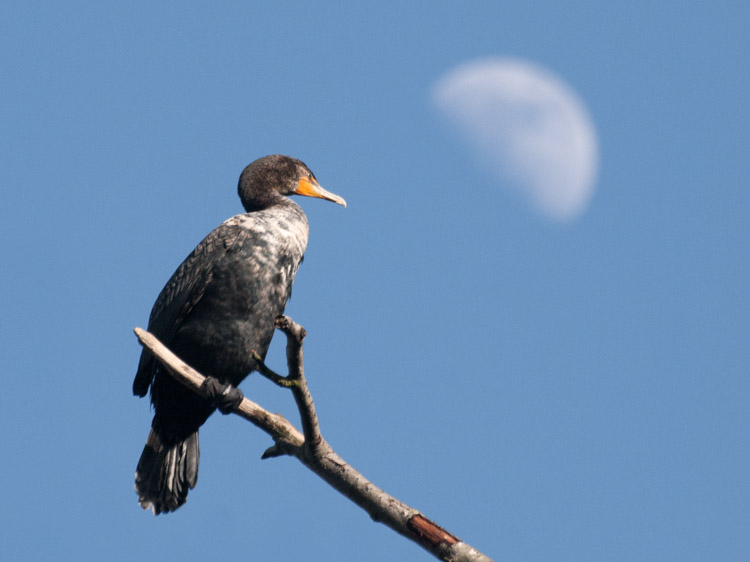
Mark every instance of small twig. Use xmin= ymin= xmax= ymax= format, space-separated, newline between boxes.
xmin=133 ymin=321 xmax=493 ymax=562
xmin=272 ymin=315 xmax=323 ymax=454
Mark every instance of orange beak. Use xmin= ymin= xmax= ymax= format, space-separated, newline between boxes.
xmin=295 ymin=176 xmax=347 ymax=207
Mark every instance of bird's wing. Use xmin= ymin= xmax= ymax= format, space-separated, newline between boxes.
xmin=132 ymin=218 xmax=246 ymax=396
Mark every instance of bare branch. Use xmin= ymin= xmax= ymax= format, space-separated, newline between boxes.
xmin=133 ymin=322 xmax=493 ymax=562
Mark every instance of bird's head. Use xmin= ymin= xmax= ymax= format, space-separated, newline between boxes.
xmin=238 ymin=154 xmax=347 ymax=212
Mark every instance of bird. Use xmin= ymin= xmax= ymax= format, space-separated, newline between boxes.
xmin=132 ymin=154 xmax=346 ymax=514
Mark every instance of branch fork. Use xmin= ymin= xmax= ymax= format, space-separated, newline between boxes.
xmin=134 ymin=317 xmax=492 ymax=562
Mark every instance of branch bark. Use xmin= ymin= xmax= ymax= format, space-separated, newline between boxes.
xmin=133 ymin=319 xmax=493 ymax=562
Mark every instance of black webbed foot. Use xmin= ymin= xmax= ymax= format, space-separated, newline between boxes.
xmin=202 ymin=377 xmax=244 ymax=414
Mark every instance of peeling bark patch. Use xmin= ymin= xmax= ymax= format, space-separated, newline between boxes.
xmin=407 ymin=514 xmax=459 ymax=546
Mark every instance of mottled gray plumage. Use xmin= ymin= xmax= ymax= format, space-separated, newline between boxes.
xmin=133 ymin=155 xmax=345 ymax=514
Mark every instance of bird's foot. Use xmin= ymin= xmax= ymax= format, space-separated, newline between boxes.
xmin=252 ymin=350 xmax=296 ymax=388
xmin=201 ymin=377 xmax=244 ymax=414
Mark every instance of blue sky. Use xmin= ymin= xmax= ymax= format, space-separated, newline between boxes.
xmin=1 ymin=2 xmax=748 ymax=561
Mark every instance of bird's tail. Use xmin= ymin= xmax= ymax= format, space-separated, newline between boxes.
xmin=135 ymin=428 xmax=199 ymax=515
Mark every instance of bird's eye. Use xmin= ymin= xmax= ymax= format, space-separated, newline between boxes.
xmin=307 ymin=173 xmax=313 ymax=181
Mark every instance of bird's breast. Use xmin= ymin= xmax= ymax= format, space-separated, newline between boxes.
xmin=174 ymin=206 xmax=309 ymax=380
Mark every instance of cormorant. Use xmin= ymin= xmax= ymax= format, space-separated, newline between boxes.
xmin=133 ymin=154 xmax=346 ymax=514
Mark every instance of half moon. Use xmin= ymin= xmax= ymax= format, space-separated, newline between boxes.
xmin=432 ymin=57 xmax=600 ymax=222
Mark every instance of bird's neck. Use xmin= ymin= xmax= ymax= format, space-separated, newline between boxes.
xmin=241 ymin=190 xmax=287 ymax=213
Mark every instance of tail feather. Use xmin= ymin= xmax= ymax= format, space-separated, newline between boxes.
xmin=135 ymin=428 xmax=199 ymax=515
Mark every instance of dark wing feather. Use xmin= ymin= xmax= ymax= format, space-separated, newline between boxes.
xmin=132 ymin=220 xmax=246 ymax=396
